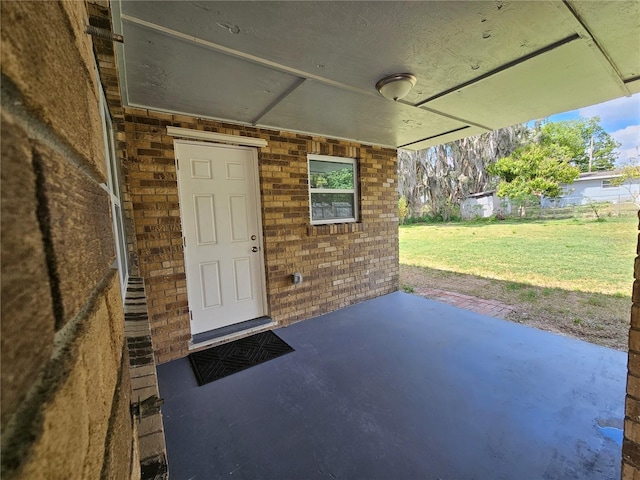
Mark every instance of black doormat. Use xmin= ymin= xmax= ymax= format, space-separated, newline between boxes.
xmin=188 ymin=330 xmax=294 ymax=386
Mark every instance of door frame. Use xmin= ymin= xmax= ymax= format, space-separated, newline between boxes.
xmin=173 ymin=139 xmax=269 ymax=334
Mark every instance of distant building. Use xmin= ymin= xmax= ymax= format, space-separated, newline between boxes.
xmin=541 ymin=170 xmax=640 ymax=208
xmin=461 ymin=191 xmax=511 ymax=219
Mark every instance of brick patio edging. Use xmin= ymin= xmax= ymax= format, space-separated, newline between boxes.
xmin=413 ymin=287 xmax=515 ymax=318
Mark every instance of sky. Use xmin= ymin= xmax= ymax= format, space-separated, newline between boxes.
xmin=545 ymin=92 xmax=640 ymax=166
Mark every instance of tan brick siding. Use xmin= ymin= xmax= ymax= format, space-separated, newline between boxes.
xmin=32 ymin=142 xmax=116 ymax=328
xmin=0 ymin=114 xmax=55 ymax=430
xmin=123 ymin=109 xmax=399 ymax=363
xmin=88 ymin=2 xmax=139 ymax=274
xmin=624 ymin=211 xmax=640 ymax=477
xmin=13 ymin=275 xmax=125 ymax=480
xmin=1 ymin=1 xmax=136 ymax=478
xmin=0 ymin=1 xmax=106 ymax=178
xmin=101 ymin=348 xmax=135 ymax=479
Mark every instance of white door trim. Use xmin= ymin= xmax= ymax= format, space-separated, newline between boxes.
xmin=167 ymin=126 xmax=268 ymax=148
xmin=174 ymin=140 xmax=268 ymax=334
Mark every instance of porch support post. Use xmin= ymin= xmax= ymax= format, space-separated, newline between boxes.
xmin=623 ymin=210 xmax=640 ymax=477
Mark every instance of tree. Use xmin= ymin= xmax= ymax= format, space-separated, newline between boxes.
xmin=488 ymin=144 xmax=580 ymax=215
xmin=539 ymin=117 xmax=620 ymax=172
xmin=611 ymin=164 xmax=640 ymax=206
xmin=310 ymin=166 xmax=353 ymax=189
xmin=397 ymin=149 xmax=428 ymax=218
xmin=324 ymin=167 xmax=353 ymax=189
xmin=398 ymin=124 xmax=528 ymax=220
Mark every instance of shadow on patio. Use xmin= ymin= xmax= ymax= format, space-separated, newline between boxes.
xmin=157 ymin=292 xmax=625 ymax=480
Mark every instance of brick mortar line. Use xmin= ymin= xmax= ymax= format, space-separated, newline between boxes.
xmin=32 ymin=147 xmax=66 ymax=330
xmin=0 ymin=269 xmax=118 ymax=476
xmin=0 ymin=73 xmax=105 ymax=185
xmin=99 ymin=342 xmax=130 ymax=479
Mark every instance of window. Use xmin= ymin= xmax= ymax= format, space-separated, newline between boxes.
xmin=308 ymin=154 xmax=358 ymax=224
xmin=99 ymin=83 xmax=129 ymax=298
xmin=602 ymin=179 xmax=614 ymax=188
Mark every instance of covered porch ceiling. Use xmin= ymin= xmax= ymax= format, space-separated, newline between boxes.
xmin=112 ymin=1 xmax=640 ymax=150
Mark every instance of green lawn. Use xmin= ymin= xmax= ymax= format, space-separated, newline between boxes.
xmin=399 ymin=216 xmax=637 ymax=296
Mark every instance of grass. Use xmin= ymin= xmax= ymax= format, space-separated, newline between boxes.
xmin=400 ymin=216 xmax=637 ymax=296
xmin=399 ymin=215 xmax=637 ymax=351
xmin=400 ymin=264 xmax=632 ymax=351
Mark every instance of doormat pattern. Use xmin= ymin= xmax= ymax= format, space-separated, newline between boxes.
xmin=188 ymin=330 xmax=294 ymax=386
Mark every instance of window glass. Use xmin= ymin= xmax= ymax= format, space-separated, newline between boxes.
xmin=99 ymin=85 xmax=128 ymax=298
xmin=309 ymin=160 xmax=354 ymax=190
xmin=308 ymin=156 xmax=358 ymax=224
xmin=310 ymin=193 xmax=355 ymax=221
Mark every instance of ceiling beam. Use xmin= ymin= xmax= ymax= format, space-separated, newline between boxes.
xmin=250 ymin=78 xmax=306 ymax=126
xmin=398 ymin=126 xmax=472 ymax=149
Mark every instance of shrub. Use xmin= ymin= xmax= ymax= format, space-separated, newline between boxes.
xmin=398 ymin=196 xmax=409 ymax=225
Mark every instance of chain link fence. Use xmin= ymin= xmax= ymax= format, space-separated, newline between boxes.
xmin=505 ymin=198 xmax=638 ymax=220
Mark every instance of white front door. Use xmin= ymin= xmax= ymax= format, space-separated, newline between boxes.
xmin=175 ymin=141 xmax=266 ymax=335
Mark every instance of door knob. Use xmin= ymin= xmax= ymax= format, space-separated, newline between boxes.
xmin=252 ymin=246 xmax=258 ymax=252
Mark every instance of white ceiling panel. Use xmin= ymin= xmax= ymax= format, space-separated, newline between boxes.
xmin=120 ymin=1 xmax=578 ymax=104
xmin=259 ymin=81 xmax=472 ymax=148
xmin=121 ymin=20 xmax=302 ymax=124
xmin=113 ymin=1 xmax=639 ymax=148
xmin=566 ymin=0 xmax=640 ymax=82
xmin=424 ymin=38 xmax=625 ymax=131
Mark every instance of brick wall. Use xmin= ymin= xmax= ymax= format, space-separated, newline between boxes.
xmin=88 ymin=2 xmax=139 ymax=273
xmin=623 ymin=211 xmax=640 ymax=478
xmin=123 ymin=109 xmax=399 ymax=363
xmin=1 ymin=2 xmax=136 ymax=479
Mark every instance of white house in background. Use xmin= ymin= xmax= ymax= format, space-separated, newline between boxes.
xmin=541 ymin=170 xmax=640 ymax=208
xmin=461 ymin=191 xmax=511 ymax=219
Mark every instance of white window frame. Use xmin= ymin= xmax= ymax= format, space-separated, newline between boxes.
xmin=602 ymin=179 xmax=614 ymax=188
xmin=308 ymin=154 xmax=358 ymax=225
xmin=98 ymin=83 xmax=129 ymax=299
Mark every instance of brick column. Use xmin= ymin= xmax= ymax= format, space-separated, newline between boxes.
xmin=623 ymin=210 xmax=640 ymax=478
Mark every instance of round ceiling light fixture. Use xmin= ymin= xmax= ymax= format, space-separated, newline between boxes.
xmin=375 ymin=73 xmax=417 ymax=101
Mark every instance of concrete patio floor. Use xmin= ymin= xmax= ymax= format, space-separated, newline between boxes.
xmin=157 ymin=292 xmax=626 ymax=480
